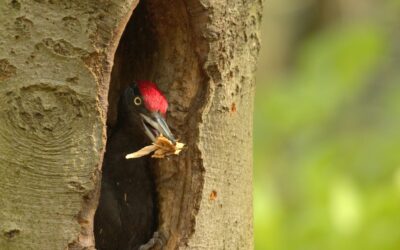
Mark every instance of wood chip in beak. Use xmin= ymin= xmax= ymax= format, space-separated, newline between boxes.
xmin=126 ymin=135 xmax=184 ymax=159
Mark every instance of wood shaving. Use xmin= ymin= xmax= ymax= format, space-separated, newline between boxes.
xmin=125 ymin=135 xmax=184 ymax=159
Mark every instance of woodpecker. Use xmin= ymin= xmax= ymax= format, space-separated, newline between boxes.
xmin=94 ymin=81 xmax=175 ymax=250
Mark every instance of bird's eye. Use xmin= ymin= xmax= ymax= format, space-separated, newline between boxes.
xmin=133 ymin=96 xmax=142 ymax=106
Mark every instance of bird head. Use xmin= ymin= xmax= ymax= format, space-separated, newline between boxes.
xmin=122 ymin=80 xmax=176 ymax=143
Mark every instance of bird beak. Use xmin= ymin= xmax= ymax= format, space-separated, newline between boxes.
xmin=140 ymin=112 xmax=176 ymax=143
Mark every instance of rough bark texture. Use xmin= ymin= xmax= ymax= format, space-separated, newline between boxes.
xmin=0 ymin=1 xmax=137 ymax=249
xmin=0 ymin=0 xmax=261 ymax=249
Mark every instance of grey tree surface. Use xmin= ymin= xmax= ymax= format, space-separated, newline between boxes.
xmin=0 ymin=0 xmax=261 ymax=249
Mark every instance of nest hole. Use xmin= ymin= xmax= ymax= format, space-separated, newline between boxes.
xmin=94 ymin=2 xmax=160 ymax=250
xmin=94 ymin=0 xmax=205 ymax=249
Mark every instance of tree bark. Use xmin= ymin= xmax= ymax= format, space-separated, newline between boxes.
xmin=0 ymin=0 xmax=261 ymax=249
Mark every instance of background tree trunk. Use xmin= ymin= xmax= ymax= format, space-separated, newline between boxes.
xmin=0 ymin=0 xmax=261 ymax=249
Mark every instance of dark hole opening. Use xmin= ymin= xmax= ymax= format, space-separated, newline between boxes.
xmin=94 ymin=1 xmax=160 ymax=249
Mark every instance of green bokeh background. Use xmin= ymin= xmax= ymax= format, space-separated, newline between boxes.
xmin=254 ymin=1 xmax=400 ymax=249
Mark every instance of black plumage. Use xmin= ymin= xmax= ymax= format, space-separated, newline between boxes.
xmin=94 ymin=86 xmax=157 ymax=250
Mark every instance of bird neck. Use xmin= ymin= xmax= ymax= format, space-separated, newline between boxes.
xmin=114 ymin=103 xmax=147 ymax=149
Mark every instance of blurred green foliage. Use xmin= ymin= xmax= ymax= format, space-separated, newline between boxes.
xmin=254 ymin=1 xmax=400 ymax=249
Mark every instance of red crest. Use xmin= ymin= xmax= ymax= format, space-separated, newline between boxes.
xmin=136 ymin=81 xmax=168 ymax=115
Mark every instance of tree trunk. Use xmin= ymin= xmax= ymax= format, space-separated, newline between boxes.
xmin=0 ymin=0 xmax=261 ymax=249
